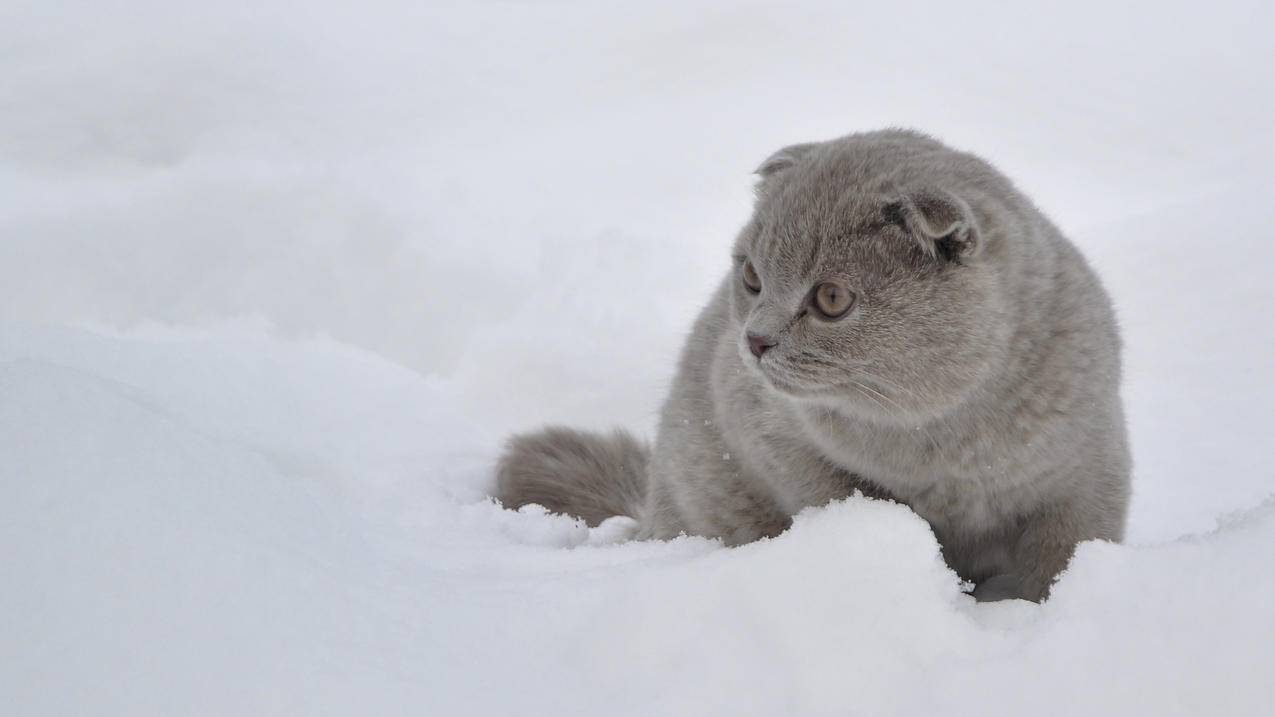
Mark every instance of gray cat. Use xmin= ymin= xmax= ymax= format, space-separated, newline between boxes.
xmin=496 ymin=129 xmax=1130 ymax=602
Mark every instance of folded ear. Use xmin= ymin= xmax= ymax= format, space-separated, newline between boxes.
xmin=755 ymin=142 xmax=818 ymax=179
xmin=886 ymin=188 xmax=982 ymax=261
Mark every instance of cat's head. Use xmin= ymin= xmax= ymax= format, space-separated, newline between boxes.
xmin=731 ymin=132 xmax=1013 ymax=421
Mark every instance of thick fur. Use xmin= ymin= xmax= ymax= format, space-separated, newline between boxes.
xmin=495 ymin=427 xmax=648 ymax=527
xmin=495 ymin=129 xmax=1131 ymax=602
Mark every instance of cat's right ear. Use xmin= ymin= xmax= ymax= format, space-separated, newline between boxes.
xmin=885 ymin=188 xmax=983 ymax=262
xmin=755 ymin=143 xmax=817 ymax=180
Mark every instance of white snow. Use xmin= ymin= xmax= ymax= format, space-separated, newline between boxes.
xmin=3 ymin=1 xmax=1275 ymax=714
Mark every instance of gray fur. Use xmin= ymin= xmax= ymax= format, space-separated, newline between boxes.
xmin=495 ymin=129 xmax=1131 ymax=602
xmin=495 ymin=427 xmax=648 ymax=527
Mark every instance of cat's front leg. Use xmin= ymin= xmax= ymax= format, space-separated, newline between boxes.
xmin=971 ymin=573 xmax=1026 ymax=602
xmin=966 ymin=501 xmax=1097 ymax=602
xmin=1003 ymin=500 xmax=1104 ymax=602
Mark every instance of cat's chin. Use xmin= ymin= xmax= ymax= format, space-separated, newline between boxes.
xmin=755 ymin=367 xmax=832 ymax=400
xmin=768 ymin=379 xmax=875 ymax=413
xmin=759 ymin=369 xmax=904 ymax=420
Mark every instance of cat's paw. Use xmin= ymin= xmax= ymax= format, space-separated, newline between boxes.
xmin=971 ymin=573 xmax=1032 ymax=603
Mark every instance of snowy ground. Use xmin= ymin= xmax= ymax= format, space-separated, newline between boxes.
xmin=4 ymin=1 xmax=1275 ymax=714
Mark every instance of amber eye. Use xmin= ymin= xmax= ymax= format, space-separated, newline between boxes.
xmin=812 ymin=282 xmax=855 ymax=319
xmin=741 ymin=260 xmax=762 ymax=293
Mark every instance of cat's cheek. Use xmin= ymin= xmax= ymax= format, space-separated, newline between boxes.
xmin=730 ymin=288 xmax=754 ymax=323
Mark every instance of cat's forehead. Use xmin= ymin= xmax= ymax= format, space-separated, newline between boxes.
xmin=745 ymin=188 xmax=902 ymax=281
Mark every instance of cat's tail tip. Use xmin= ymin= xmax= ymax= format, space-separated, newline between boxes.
xmin=494 ymin=426 xmax=649 ymax=526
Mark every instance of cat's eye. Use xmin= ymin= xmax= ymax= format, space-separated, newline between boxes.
xmin=812 ymin=282 xmax=855 ymax=319
xmin=741 ymin=260 xmax=762 ymax=294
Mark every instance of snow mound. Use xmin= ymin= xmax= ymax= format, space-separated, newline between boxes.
xmin=3 ymin=325 xmax=1272 ymax=715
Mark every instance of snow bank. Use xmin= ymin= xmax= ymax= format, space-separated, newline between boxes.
xmin=3 ymin=0 xmax=1275 ymax=713
xmin=3 ymin=325 xmax=1273 ymax=715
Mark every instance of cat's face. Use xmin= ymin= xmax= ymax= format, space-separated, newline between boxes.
xmin=731 ymin=144 xmax=1010 ymax=422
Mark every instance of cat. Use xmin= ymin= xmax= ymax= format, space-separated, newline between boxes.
xmin=495 ymin=129 xmax=1131 ymax=602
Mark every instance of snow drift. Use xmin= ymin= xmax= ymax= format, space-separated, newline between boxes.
xmin=3 ymin=324 xmax=1273 ymax=715
xmin=3 ymin=0 xmax=1275 ymax=714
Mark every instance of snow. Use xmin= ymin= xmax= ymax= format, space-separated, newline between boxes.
xmin=3 ymin=1 xmax=1275 ymax=714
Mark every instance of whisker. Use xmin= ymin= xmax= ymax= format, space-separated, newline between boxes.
xmin=846 ymin=381 xmax=890 ymax=415
xmin=849 ymin=376 xmax=939 ymax=453
xmin=844 ymin=368 xmax=919 ymax=399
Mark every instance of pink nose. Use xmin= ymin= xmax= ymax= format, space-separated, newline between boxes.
xmin=747 ymin=333 xmax=776 ymax=358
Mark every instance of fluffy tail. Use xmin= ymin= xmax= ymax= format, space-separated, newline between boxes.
xmin=494 ymin=426 xmax=649 ymax=526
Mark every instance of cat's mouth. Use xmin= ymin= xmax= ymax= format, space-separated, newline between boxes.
xmin=737 ymin=337 xmax=850 ymax=399
xmin=751 ymin=358 xmax=829 ymax=398
xmin=749 ymin=353 xmax=911 ymax=415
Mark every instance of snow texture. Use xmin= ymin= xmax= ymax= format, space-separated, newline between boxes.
xmin=3 ymin=1 xmax=1274 ymax=714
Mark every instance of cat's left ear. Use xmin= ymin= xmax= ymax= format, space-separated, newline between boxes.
xmin=755 ymin=143 xmax=818 ymax=179
xmin=887 ymin=188 xmax=983 ymax=261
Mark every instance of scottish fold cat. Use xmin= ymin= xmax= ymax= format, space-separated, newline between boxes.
xmin=496 ymin=129 xmax=1130 ymax=602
